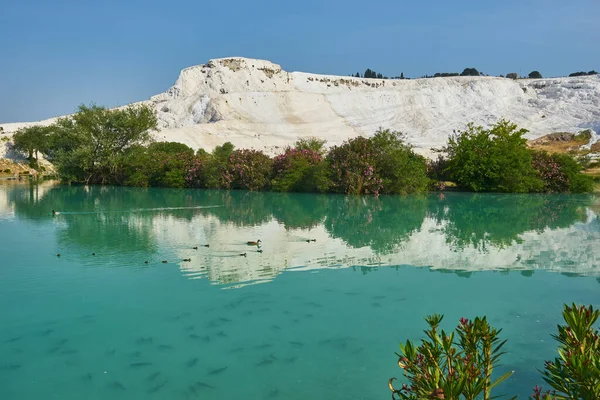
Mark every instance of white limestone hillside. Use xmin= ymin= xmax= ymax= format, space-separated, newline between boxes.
xmin=2 ymin=57 xmax=600 ymax=158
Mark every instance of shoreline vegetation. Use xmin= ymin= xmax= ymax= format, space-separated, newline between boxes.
xmin=6 ymin=104 xmax=597 ymax=194
xmin=392 ymin=304 xmax=600 ymax=400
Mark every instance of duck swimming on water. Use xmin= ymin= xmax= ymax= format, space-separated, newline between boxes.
xmin=247 ymin=240 xmax=262 ymax=246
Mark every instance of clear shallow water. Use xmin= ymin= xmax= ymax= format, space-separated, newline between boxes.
xmin=1 ymin=183 xmax=599 ymax=399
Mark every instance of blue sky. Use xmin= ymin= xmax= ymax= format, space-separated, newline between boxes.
xmin=1 ymin=0 xmax=598 ymax=122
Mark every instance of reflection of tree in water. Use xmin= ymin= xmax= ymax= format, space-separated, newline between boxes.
xmin=428 ymin=193 xmax=591 ymax=252
xmin=323 ymin=195 xmax=429 ymax=254
xmin=7 ymin=184 xmax=594 ymax=268
xmin=270 ymin=193 xmax=329 ymax=230
xmin=196 ymin=190 xmax=273 ymax=227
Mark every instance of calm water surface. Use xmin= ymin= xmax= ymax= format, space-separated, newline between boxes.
xmin=1 ymin=183 xmax=599 ymax=399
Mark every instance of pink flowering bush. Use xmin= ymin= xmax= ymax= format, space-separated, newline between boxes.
xmin=185 ymin=156 xmax=207 ymax=188
xmin=272 ymin=146 xmax=329 ymax=192
xmin=223 ymin=149 xmax=273 ymax=190
xmin=327 ymin=130 xmax=429 ymax=195
xmin=326 ymin=136 xmax=383 ymax=195
xmin=531 ymin=151 xmax=593 ymax=193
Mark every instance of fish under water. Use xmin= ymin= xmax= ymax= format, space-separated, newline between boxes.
xmin=207 ymin=366 xmax=228 ymax=375
xmin=130 ymin=362 xmax=153 ymax=368
xmin=186 ymin=357 xmax=199 ymax=368
xmin=110 ymin=381 xmax=126 ymax=391
xmin=282 ymin=356 xmax=297 ymax=364
xmin=228 ymin=347 xmax=244 ymax=353
xmin=148 ymin=380 xmax=168 ymax=393
xmin=0 ymin=364 xmax=21 ymax=371
xmin=188 ymin=381 xmax=215 ymax=396
xmin=136 ymin=337 xmax=153 ymax=345
xmin=147 ymin=372 xmax=161 ymax=381
xmin=157 ymin=344 xmax=174 ymax=351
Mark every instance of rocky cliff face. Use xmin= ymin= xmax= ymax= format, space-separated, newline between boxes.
xmin=3 ymin=57 xmax=600 ymax=157
xmin=148 ymin=57 xmax=600 ymax=156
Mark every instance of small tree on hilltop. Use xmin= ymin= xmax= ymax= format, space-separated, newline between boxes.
xmin=460 ymin=68 xmax=480 ymax=77
xmin=529 ymin=71 xmax=543 ymax=79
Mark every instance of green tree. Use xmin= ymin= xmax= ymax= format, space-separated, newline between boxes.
xmin=12 ymin=125 xmax=51 ymax=163
xmin=371 ymin=129 xmax=430 ymax=194
xmin=293 ymin=137 xmax=326 ymax=155
xmin=460 ymin=68 xmax=480 ymax=77
xmin=47 ymin=104 xmax=157 ymax=184
xmin=400 ymin=72 xmax=404 ymax=79
xmin=124 ymin=142 xmax=194 ymax=188
xmin=444 ymin=120 xmax=543 ymax=192
xmin=528 ymin=71 xmax=543 ymax=79
xmin=203 ymin=142 xmax=235 ymax=188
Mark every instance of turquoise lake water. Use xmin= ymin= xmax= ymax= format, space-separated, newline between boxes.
xmin=1 ymin=182 xmax=599 ymax=399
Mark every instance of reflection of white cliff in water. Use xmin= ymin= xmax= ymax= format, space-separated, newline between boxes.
xmin=150 ymin=205 xmax=600 ymax=287
xmin=3 ymin=184 xmax=599 ymax=287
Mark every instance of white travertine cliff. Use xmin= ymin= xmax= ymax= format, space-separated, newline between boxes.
xmin=2 ymin=57 xmax=600 ymax=158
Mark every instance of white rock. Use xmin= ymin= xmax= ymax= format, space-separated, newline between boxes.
xmin=2 ymin=57 xmax=600 ymax=159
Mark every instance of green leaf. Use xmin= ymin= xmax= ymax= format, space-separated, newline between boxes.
xmin=489 ymin=370 xmax=514 ymax=390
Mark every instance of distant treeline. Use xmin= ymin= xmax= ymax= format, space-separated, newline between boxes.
xmin=352 ymin=68 xmax=598 ymax=80
xmin=569 ymin=70 xmax=598 ymax=77
xmin=10 ymin=104 xmax=595 ymax=194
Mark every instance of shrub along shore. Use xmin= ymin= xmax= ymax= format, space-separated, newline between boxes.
xmin=10 ymin=104 xmax=595 ymax=194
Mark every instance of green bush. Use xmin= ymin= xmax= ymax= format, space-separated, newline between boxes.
xmin=203 ymin=142 xmax=235 ymax=189
xmin=124 ymin=143 xmax=193 ymax=188
xmin=390 ymin=314 xmax=513 ymax=400
xmin=3 ymin=168 xmax=11 ymax=173
xmin=531 ymin=304 xmax=600 ymax=400
xmin=445 ymin=120 xmax=543 ymax=192
xmin=371 ymin=129 xmax=430 ymax=194
xmin=272 ymin=142 xmax=330 ymax=193
xmin=390 ymin=304 xmax=600 ymax=400
xmin=293 ymin=137 xmax=327 ymax=155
